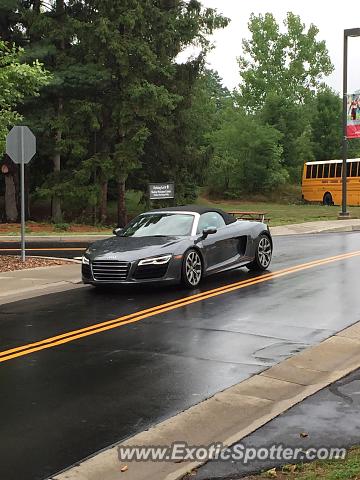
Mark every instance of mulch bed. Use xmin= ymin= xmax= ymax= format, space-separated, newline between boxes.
xmin=0 ymin=256 xmax=74 ymax=273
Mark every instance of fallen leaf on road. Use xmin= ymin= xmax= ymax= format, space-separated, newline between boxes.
xmin=120 ymin=465 xmax=128 ymax=472
xmin=265 ymin=467 xmax=277 ymax=478
xmin=300 ymin=432 xmax=309 ymax=438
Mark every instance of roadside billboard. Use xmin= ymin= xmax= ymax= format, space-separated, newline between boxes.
xmin=347 ymin=93 xmax=360 ymax=139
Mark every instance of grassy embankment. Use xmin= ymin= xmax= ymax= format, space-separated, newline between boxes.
xmin=242 ymin=446 xmax=360 ymax=480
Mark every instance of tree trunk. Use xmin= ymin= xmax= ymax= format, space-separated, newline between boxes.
xmin=51 ymin=0 xmax=65 ymax=223
xmin=51 ymin=97 xmax=63 ymax=223
xmin=117 ymin=178 xmax=127 ymax=227
xmin=3 ymin=158 xmax=19 ymax=222
xmin=99 ymin=180 xmax=108 ymax=224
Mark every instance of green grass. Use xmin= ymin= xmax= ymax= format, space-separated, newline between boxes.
xmin=247 ymin=446 xmax=360 ymax=480
xmin=196 ymin=197 xmax=360 ymax=226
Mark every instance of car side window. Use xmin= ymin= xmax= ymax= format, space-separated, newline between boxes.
xmin=197 ymin=212 xmax=226 ymax=234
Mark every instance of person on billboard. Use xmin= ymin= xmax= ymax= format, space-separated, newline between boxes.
xmin=349 ymin=98 xmax=358 ymax=121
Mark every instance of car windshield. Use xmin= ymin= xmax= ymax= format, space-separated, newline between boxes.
xmin=121 ymin=213 xmax=194 ymax=237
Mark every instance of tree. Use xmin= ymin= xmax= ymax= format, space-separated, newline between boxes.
xmin=1 ymin=0 xmax=229 ymax=224
xmin=238 ymin=12 xmax=334 ymax=111
xmin=310 ymin=88 xmax=342 ymax=161
xmin=73 ymin=0 xmax=228 ymax=224
xmin=0 ymin=40 xmax=49 ymax=221
xmin=207 ymin=106 xmax=288 ymax=195
xmin=260 ymin=92 xmax=314 ymax=181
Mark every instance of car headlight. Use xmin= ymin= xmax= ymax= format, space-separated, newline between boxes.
xmin=138 ymin=255 xmax=172 ymax=266
xmin=82 ymin=256 xmax=90 ymax=265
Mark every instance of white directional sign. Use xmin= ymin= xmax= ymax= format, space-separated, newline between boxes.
xmin=6 ymin=126 xmax=36 ymax=164
xmin=149 ymin=183 xmax=175 ymax=200
xmin=5 ymin=126 xmax=36 ymax=262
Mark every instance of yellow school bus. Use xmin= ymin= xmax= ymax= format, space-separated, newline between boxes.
xmin=302 ymin=159 xmax=360 ymax=206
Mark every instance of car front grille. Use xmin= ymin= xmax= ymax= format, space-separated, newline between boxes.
xmin=92 ymin=260 xmax=130 ymax=282
xmin=133 ymin=264 xmax=169 ymax=280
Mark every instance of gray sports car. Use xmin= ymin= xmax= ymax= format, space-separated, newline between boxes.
xmin=82 ymin=206 xmax=273 ymax=288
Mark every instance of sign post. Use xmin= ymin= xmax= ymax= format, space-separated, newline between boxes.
xmin=340 ymin=28 xmax=360 ymax=218
xmin=6 ymin=126 xmax=36 ymax=261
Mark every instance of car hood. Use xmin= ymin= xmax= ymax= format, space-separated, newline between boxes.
xmin=87 ymin=235 xmax=186 ymax=262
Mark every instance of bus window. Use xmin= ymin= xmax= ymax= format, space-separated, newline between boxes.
xmin=351 ymin=162 xmax=358 ymax=177
xmin=347 ymin=163 xmax=351 ymax=177
xmin=330 ymin=164 xmax=336 ymax=177
xmin=312 ymin=165 xmax=317 ymax=178
xmin=317 ymin=164 xmax=324 ymax=178
xmin=306 ymin=165 xmax=312 ymax=179
xmin=323 ymin=164 xmax=329 ymax=178
xmin=336 ymin=163 xmax=342 ymax=177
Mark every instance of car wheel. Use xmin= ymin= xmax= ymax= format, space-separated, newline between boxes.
xmin=182 ymin=249 xmax=203 ymax=288
xmin=246 ymin=234 xmax=272 ymax=272
xmin=323 ymin=192 xmax=333 ymax=206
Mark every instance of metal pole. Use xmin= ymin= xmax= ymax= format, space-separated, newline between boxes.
xmin=20 ymin=128 xmax=25 ymax=262
xmin=340 ymin=32 xmax=349 ymax=217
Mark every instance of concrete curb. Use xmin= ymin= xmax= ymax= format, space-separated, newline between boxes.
xmin=51 ymin=321 xmax=360 ymax=480
xmin=270 ymin=219 xmax=360 ymax=236
xmin=0 ymin=280 xmax=86 ymax=305
xmin=25 ymin=256 xmax=82 ymax=264
xmin=0 ymin=263 xmax=83 ymax=305
xmin=0 ymin=235 xmax=111 ymax=243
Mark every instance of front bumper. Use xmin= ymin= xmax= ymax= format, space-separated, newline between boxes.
xmin=82 ymin=257 xmax=182 ymax=285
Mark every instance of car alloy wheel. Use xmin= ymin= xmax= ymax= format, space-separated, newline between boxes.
xmin=184 ymin=250 xmax=202 ymax=287
xmin=257 ymin=236 xmax=272 ymax=268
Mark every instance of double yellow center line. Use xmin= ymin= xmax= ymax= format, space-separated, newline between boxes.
xmin=1 ymin=251 xmax=360 ymax=364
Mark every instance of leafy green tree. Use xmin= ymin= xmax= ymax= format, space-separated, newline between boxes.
xmin=207 ymin=106 xmax=288 ymax=195
xmin=238 ymin=12 xmax=334 ymax=111
xmin=139 ymin=67 xmax=231 ymax=205
xmin=0 ymin=41 xmax=49 ymax=154
xmin=0 ymin=40 xmax=49 ymax=222
xmin=74 ymin=0 xmax=228 ymax=224
xmin=309 ymin=88 xmax=342 ymax=161
xmin=260 ymin=93 xmax=314 ymax=181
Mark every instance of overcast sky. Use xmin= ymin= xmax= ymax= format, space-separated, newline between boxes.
xmin=196 ymin=0 xmax=360 ymax=94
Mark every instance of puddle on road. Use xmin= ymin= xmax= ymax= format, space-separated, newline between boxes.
xmin=253 ymin=341 xmax=309 ymax=365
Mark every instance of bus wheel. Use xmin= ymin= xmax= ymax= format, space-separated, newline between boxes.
xmin=323 ymin=192 xmax=333 ymax=206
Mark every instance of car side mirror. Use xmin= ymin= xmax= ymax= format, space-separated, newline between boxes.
xmin=202 ymin=227 xmax=217 ymax=238
xmin=113 ymin=227 xmax=123 ymax=236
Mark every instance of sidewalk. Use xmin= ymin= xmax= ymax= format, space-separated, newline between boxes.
xmin=0 ymin=264 xmax=84 ymax=305
xmin=271 ymin=218 xmax=360 ymax=236
xmin=184 ymin=366 xmax=360 ymax=480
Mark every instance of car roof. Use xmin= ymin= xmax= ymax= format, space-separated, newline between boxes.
xmin=148 ymin=205 xmax=237 ymax=225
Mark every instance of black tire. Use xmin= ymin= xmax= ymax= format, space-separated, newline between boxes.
xmin=323 ymin=192 xmax=333 ymax=206
xmin=182 ymin=249 xmax=203 ymax=288
xmin=246 ymin=234 xmax=272 ymax=272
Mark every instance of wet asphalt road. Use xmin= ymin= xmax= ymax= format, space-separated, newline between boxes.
xmin=0 ymin=232 xmax=360 ymax=480
xmin=188 ymin=368 xmax=360 ymax=479
xmin=0 ymin=241 xmax=87 ymax=259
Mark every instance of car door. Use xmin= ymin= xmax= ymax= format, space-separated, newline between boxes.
xmin=198 ymin=212 xmax=237 ymax=271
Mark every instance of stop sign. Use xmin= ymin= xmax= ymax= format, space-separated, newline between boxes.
xmin=6 ymin=126 xmax=36 ymax=164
